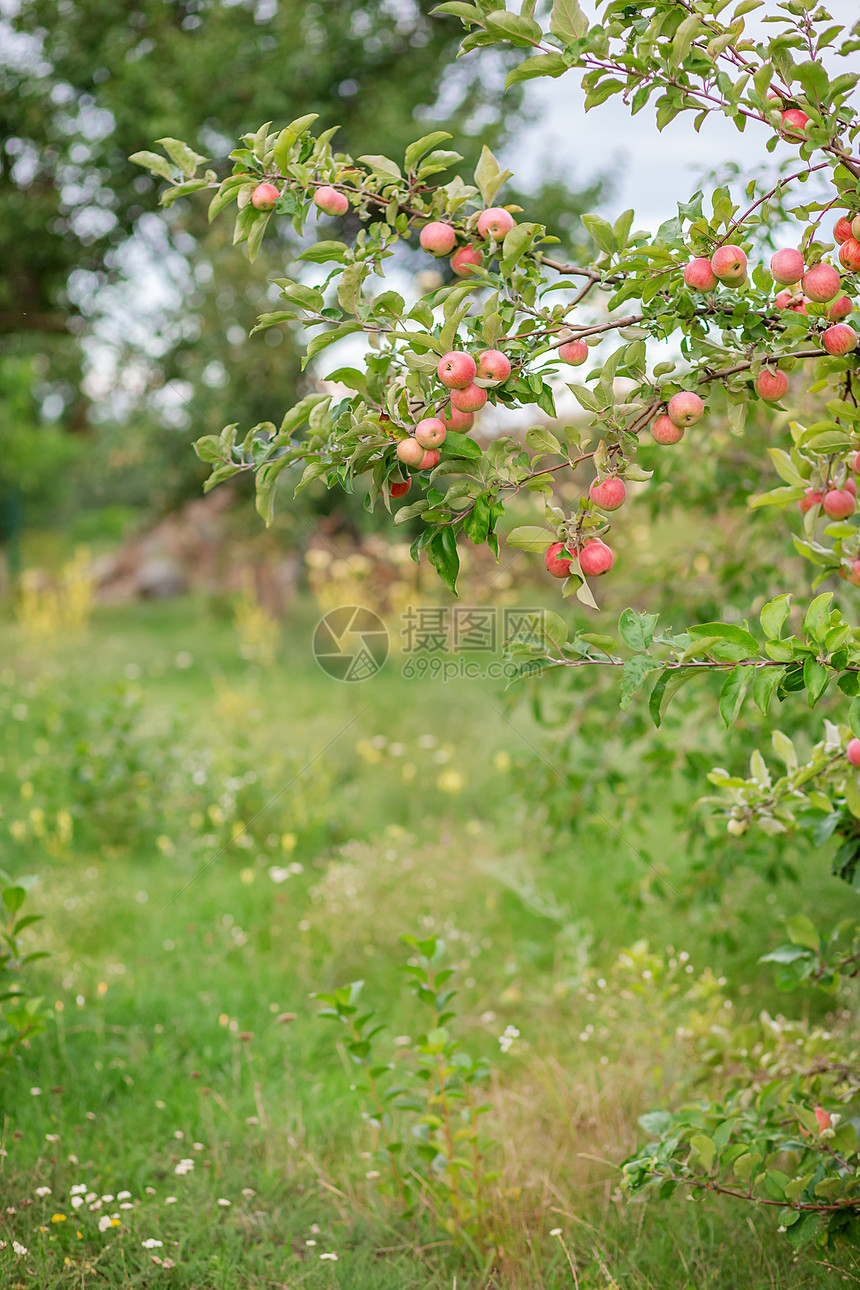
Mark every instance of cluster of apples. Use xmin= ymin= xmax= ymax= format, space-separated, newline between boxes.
xmin=650 ymin=390 xmax=706 ymax=445
xmin=544 ymin=537 xmax=614 ymax=580
xmin=419 ymin=206 xmax=515 ymax=277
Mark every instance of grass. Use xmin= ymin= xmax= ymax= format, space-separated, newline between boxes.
xmin=0 ymin=595 xmax=856 ymax=1288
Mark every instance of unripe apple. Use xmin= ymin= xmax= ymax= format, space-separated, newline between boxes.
xmin=775 ymin=288 xmax=809 ymax=314
xmin=770 ymin=248 xmax=805 ymax=285
xmin=839 ymin=238 xmax=860 ymax=271
xmin=814 ymin=1106 xmax=833 ymax=1132
xmin=558 ymin=340 xmax=588 ymax=365
xmin=834 ymin=217 xmax=854 ymax=244
xmin=314 ymin=186 xmax=349 ymax=216
xmin=726 ymin=818 xmax=747 ymax=836
xmin=710 ymin=244 xmax=747 ymax=285
xmin=396 ymin=437 xmax=425 ymax=466
xmin=828 ymin=296 xmax=853 ymax=321
xmin=450 ymin=382 xmax=488 ymax=413
xmin=844 ymin=560 xmax=860 ymax=587
xmin=589 ymin=477 xmax=626 ymax=511
xmin=822 ymin=323 xmax=858 ymax=356
xmin=822 ymin=487 xmax=856 ymax=519
xmin=802 ymin=263 xmax=841 ymax=302
xmin=684 ymin=258 xmax=718 ymax=290
xmin=476 ymin=349 xmax=511 ymax=385
xmin=437 ymin=351 xmax=477 ymax=389
xmin=578 ymin=538 xmax=614 ymax=577
xmin=848 ymin=740 xmax=860 ymax=767
xmin=544 ymin=541 xmax=572 ymax=579
xmin=755 ymin=368 xmax=789 ymax=401
xmin=667 ymin=391 xmax=705 ymax=427
xmin=251 ymin=182 xmax=280 ymax=211
xmin=414 ymin=417 xmax=447 ymax=449
xmin=419 ymin=222 xmax=456 ymax=256
xmin=450 ymin=246 xmax=483 ymax=276
xmin=852 ymin=215 xmax=860 ymax=241
xmin=420 ymin=448 xmax=440 ymax=470
xmin=441 ymin=403 xmax=474 ymax=432
xmin=651 ymin=414 xmax=684 ymax=445
xmin=477 ymin=207 xmax=515 ymax=240
xmin=781 ymin=108 xmax=810 ymax=136
xmin=390 ymin=479 xmax=411 ymax=498
xmin=797 ymin=488 xmax=822 ymax=514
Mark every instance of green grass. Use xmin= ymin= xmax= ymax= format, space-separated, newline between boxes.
xmin=0 ymin=597 xmax=856 ymax=1288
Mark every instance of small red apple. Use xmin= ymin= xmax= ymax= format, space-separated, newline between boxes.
xmin=775 ymin=288 xmax=809 ymax=314
xmin=578 ymin=539 xmax=614 ymax=577
xmin=420 ymin=448 xmax=440 ymax=470
xmin=828 ymin=296 xmax=853 ymax=321
xmin=390 ymin=479 xmax=411 ymax=498
xmin=781 ymin=108 xmax=810 ymax=136
xmin=848 ymin=741 xmax=860 ymax=767
xmin=251 ymin=182 xmax=280 ymax=211
xmin=558 ymin=340 xmax=588 ymax=365
xmin=822 ymin=487 xmax=856 ymax=519
xmin=544 ymin=541 xmax=572 ymax=579
xmin=834 ymin=216 xmax=853 ymax=244
xmin=477 ymin=207 xmax=515 ymax=240
xmin=667 ymin=391 xmax=705 ymax=427
xmin=314 ymin=186 xmax=349 ymax=216
xmin=802 ymin=263 xmax=841 ymax=302
xmin=450 ymin=246 xmax=483 ymax=276
xmin=770 ymin=248 xmax=805 ymax=285
xmin=684 ymin=258 xmax=717 ymax=290
xmin=710 ymin=244 xmax=747 ymax=285
xmin=476 ymin=349 xmax=511 ymax=385
xmin=839 ymin=238 xmax=860 ymax=272
xmin=419 ymin=222 xmax=456 ymax=256
xmin=441 ymin=403 xmax=474 ymax=432
xmin=755 ymin=368 xmax=789 ymax=401
xmin=651 ymin=415 xmax=684 ymax=445
xmin=822 ymin=324 xmax=858 ymax=356
xmin=414 ymin=417 xmax=447 ymax=449
xmin=798 ymin=488 xmax=822 ymax=514
xmin=396 ymin=437 xmax=425 ymax=466
xmin=450 ymin=382 xmax=488 ymax=413
xmin=589 ymin=477 xmax=627 ymax=511
xmin=437 ymin=351 xmax=477 ymax=390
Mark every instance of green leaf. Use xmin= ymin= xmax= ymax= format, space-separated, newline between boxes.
xmin=671 ymin=14 xmax=703 ymax=66
xmin=428 ymin=527 xmax=460 ymax=595
xmin=245 ymin=209 xmax=272 ymax=262
xmin=161 ymin=178 xmax=209 ymax=207
xmin=443 ymin=431 xmax=482 ymax=459
xmin=752 ymin=666 xmax=782 ymax=715
xmin=405 ymin=131 xmax=453 ymax=171
xmin=582 ymin=213 xmax=617 ymax=255
xmin=803 ymin=593 xmax=832 ymax=646
xmin=358 ymin=154 xmax=402 ymax=181
xmin=689 ymin=623 xmax=760 ymax=657
xmin=618 ymin=608 xmax=658 ymax=653
xmin=302 ymin=323 xmax=364 ymax=368
xmin=689 ymin=1133 xmax=716 ymax=1172
xmin=719 ymin=665 xmax=751 ymax=728
xmin=525 ymin=425 xmax=562 ymax=455
xmin=803 ymin=657 xmax=829 ymax=706
xmin=506 ymin=526 xmax=554 ymax=552
xmin=129 ymin=150 xmax=175 ymax=182
xmin=649 ymin=667 xmax=697 ymax=727
xmin=619 ymin=656 xmax=657 ymax=710
xmin=155 ymin=137 xmax=208 ymax=177
xmin=550 ymin=0 xmax=588 ymax=43
xmin=760 ymin=594 xmax=791 ymax=640
xmin=785 ymin=913 xmax=820 ymax=952
xmin=849 ymin=697 xmax=860 ymax=738
xmin=297 ymin=241 xmax=350 ymax=264
xmin=505 ymin=53 xmax=568 ymax=88
xmin=483 ymin=11 xmax=543 ymax=45
xmin=474 ymin=144 xmax=512 ymax=206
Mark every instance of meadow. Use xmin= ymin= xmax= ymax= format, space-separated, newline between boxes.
xmin=0 ymin=593 xmax=856 ymax=1288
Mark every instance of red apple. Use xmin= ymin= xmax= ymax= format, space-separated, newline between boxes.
xmin=775 ymin=288 xmax=809 ymax=314
xmin=798 ymin=488 xmax=822 ymax=514
xmin=558 ymin=340 xmax=588 ymax=365
xmin=414 ymin=417 xmax=447 ymax=449
xmin=251 ymin=182 xmax=280 ymax=210
xmin=839 ymin=238 xmax=860 ymax=271
xmin=834 ymin=216 xmax=853 ymax=244
xmin=589 ymin=477 xmax=626 ymax=511
xmin=822 ymin=324 xmax=858 ymax=356
xmin=828 ymin=296 xmax=853 ymax=321
xmin=710 ymin=244 xmax=747 ymax=285
xmin=822 ymin=487 xmax=856 ymax=519
xmin=420 ymin=448 xmax=440 ymax=470
xmin=450 ymin=382 xmax=488 ymax=413
xmin=419 ymin=222 xmax=456 ymax=256
xmin=437 ymin=351 xmax=477 ymax=389
xmin=450 ymin=246 xmax=483 ymax=276
xmin=314 ymin=186 xmax=349 ymax=216
xmin=846 ymin=477 xmax=858 ymax=498
xmin=849 ymin=740 xmax=860 ymax=766
xmin=396 ymin=437 xmax=425 ymax=466
xmin=476 ymin=349 xmax=511 ymax=385
xmin=579 ymin=539 xmax=614 ymax=577
xmin=390 ymin=479 xmax=411 ymax=498
xmin=477 ymin=207 xmax=515 ymax=240
xmin=684 ymin=258 xmax=718 ymax=290
xmin=843 ymin=561 xmax=860 ymax=587
xmin=853 ymin=451 xmax=860 ymax=474
xmin=852 ymin=216 xmax=860 ymax=241
xmin=755 ymin=368 xmax=789 ymax=401
xmin=781 ymin=108 xmax=810 ymax=136
xmin=802 ymin=263 xmax=841 ymax=302
xmin=651 ymin=415 xmax=684 ymax=445
xmin=544 ymin=541 xmax=572 ymax=579
xmin=667 ymin=391 xmax=705 ymax=427
xmin=441 ymin=403 xmax=474 ymax=432
xmin=770 ymin=248 xmax=805 ymax=285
